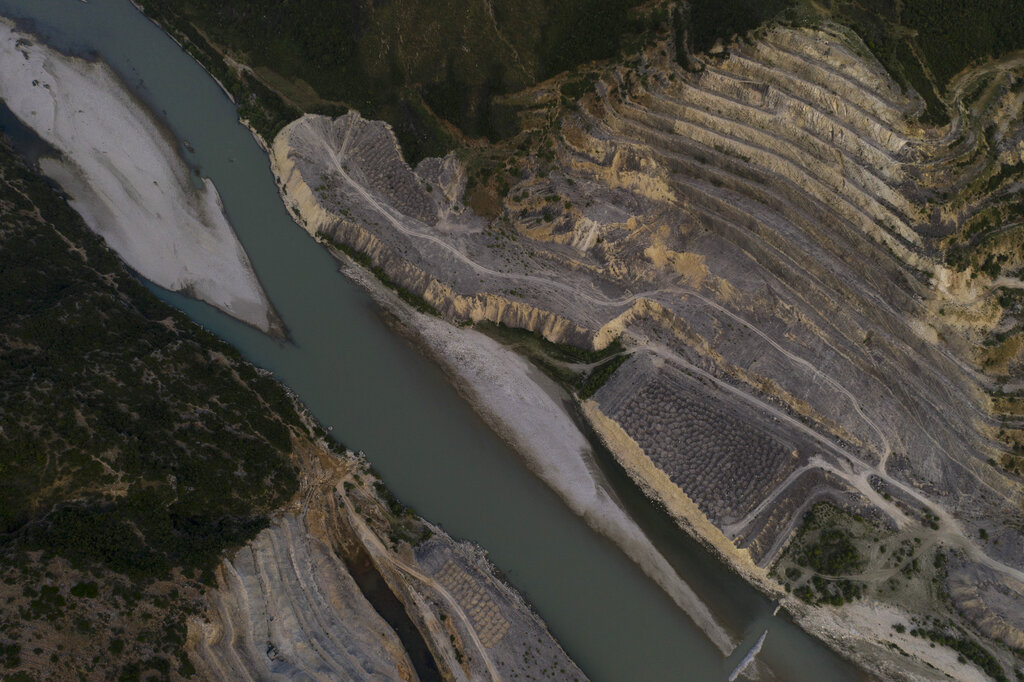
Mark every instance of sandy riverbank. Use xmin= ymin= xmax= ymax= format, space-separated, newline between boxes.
xmin=332 ymin=250 xmax=738 ymax=658
xmin=0 ymin=20 xmax=281 ymax=334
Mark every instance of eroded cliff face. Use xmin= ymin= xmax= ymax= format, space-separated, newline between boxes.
xmin=188 ymin=434 xmax=586 ymax=682
xmin=267 ymin=23 xmax=1024 ymax=679
xmin=190 ymin=514 xmax=418 ymax=681
xmin=270 ymin=113 xmax=594 ymax=348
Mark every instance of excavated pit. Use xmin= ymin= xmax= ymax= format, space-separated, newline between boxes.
xmin=342 ymin=544 xmax=443 ymax=682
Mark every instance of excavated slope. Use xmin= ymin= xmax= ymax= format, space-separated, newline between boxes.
xmin=189 ymin=514 xmax=417 ymax=681
xmin=268 ymin=22 xmax=1024 ymax=676
xmin=188 ymin=439 xmax=585 ymax=682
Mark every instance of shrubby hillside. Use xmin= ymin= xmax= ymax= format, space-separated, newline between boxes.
xmin=0 ymin=138 xmax=301 ymax=679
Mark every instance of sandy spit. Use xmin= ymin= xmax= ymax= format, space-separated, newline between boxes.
xmin=332 ymin=252 xmax=738 ymax=657
xmin=0 ymin=20 xmax=281 ymax=334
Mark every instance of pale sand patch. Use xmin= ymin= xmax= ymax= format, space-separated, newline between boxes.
xmin=795 ymin=601 xmax=990 ymax=682
xmin=0 ymin=20 xmax=280 ymax=334
xmin=339 ymin=259 xmax=737 ymax=657
xmin=644 ymin=245 xmax=710 ymax=288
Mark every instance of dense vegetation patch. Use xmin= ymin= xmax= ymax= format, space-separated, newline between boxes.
xmin=910 ymin=627 xmax=1006 ymax=681
xmin=684 ymin=0 xmax=794 ymax=54
xmin=474 ymin=321 xmax=629 ymax=398
xmin=0 ymin=138 xmax=302 ymax=677
xmin=577 ymin=355 xmax=630 ymax=400
xmin=799 ymin=527 xmax=863 ymax=575
xmin=137 ymin=0 xmax=665 ymax=162
xmin=476 ymin=321 xmax=624 ymax=365
xmin=901 ymin=0 xmax=1024 ymax=87
xmin=777 ymin=503 xmax=866 ymax=606
xmin=319 ymin=235 xmax=440 ymax=316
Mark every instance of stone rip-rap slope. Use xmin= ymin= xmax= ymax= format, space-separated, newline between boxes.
xmin=269 ymin=22 xmax=1024 ymax=680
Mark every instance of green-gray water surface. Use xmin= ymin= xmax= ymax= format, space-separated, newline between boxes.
xmin=0 ymin=2 xmax=866 ymax=679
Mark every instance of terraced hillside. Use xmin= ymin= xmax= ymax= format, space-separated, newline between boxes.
xmin=270 ymin=21 xmax=1024 ymax=679
xmin=189 ymin=437 xmax=586 ymax=682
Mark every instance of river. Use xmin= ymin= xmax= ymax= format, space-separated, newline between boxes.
xmin=0 ymin=2 xmax=865 ymax=679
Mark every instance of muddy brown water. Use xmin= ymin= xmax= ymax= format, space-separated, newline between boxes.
xmin=0 ymin=1 xmax=867 ymax=679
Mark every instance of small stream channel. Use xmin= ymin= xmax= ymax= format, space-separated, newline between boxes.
xmin=344 ymin=545 xmax=444 ymax=682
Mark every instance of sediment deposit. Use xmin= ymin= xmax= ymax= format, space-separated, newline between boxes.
xmin=0 ymin=20 xmax=280 ymax=333
xmin=269 ymin=21 xmax=1024 ymax=679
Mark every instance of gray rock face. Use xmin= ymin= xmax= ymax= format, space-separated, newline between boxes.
xmin=189 ymin=515 xmax=418 ymax=681
xmin=188 ymin=443 xmax=586 ymax=682
xmin=267 ymin=21 xmax=1024 ymax=675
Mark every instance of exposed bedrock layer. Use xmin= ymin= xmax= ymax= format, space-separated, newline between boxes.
xmin=268 ymin=22 xmax=1024 ymax=678
xmin=190 ymin=514 xmax=418 ymax=681
xmin=270 ymin=113 xmax=595 ymax=348
xmin=188 ymin=438 xmax=585 ymax=681
xmin=0 ymin=20 xmax=282 ymax=334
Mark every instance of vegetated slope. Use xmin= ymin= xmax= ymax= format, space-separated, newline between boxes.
xmin=268 ymin=13 xmax=1024 ymax=679
xmin=785 ymin=0 xmax=1024 ymax=124
xmin=0 ymin=137 xmax=302 ymax=678
xmin=135 ymin=0 xmax=1024 ymax=162
xmin=136 ymin=0 xmax=664 ymax=161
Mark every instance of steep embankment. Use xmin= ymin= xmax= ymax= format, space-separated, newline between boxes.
xmin=0 ymin=19 xmax=281 ymax=334
xmin=191 ymin=515 xmax=419 ymax=681
xmin=189 ymin=434 xmax=587 ymax=682
xmin=267 ymin=20 xmax=1024 ymax=680
xmin=0 ymin=132 xmax=302 ymax=678
xmin=270 ymin=112 xmax=596 ymax=347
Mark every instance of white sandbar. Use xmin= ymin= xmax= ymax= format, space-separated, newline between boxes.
xmin=0 ymin=20 xmax=280 ymax=333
